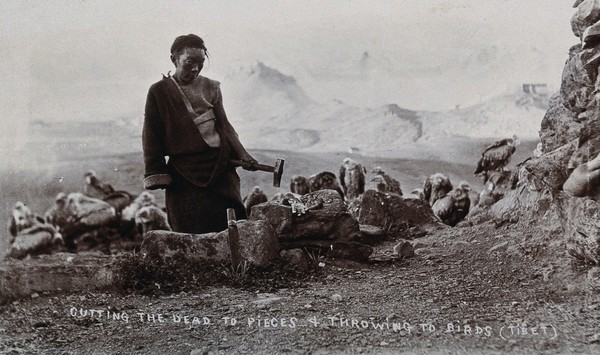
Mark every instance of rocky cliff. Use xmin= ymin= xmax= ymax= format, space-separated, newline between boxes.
xmin=488 ymin=0 xmax=600 ymax=265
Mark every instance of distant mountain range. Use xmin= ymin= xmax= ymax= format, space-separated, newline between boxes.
xmin=17 ymin=61 xmax=548 ymax=159
xmin=222 ymin=62 xmax=548 ymax=153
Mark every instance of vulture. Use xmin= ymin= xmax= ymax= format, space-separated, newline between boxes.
xmin=44 ymin=192 xmax=116 ymax=246
xmin=409 ymin=188 xmax=425 ymax=200
xmin=9 ymin=201 xmax=42 ymax=238
xmin=339 ymin=158 xmax=367 ymax=199
xmin=103 ymin=190 xmax=134 ymax=216
xmin=122 ymin=191 xmax=157 ymax=221
xmin=423 ymin=173 xmax=453 ymax=206
xmin=44 ymin=193 xmax=69 ymax=227
xmin=432 ymin=182 xmax=472 ymax=226
xmin=533 ymin=142 xmax=543 ymax=158
xmin=368 ymin=175 xmax=388 ymax=194
xmin=371 ymin=166 xmax=403 ymax=196
xmin=474 ymin=135 xmax=519 ymax=182
xmin=134 ymin=205 xmax=171 ymax=235
xmin=243 ymin=185 xmax=268 ymax=216
xmin=84 ymin=170 xmax=115 ymax=199
xmin=7 ymin=201 xmax=63 ymax=258
xmin=290 ymin=175 xmax=310 ymax=195
xmin=6 ymin=223 xmax=64 ymax=259
xmin=308 ymin=171 xmax=344 ymax=199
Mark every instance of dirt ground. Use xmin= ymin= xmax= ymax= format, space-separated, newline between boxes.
xmin=1 ymin=218 xmax=599 ymax=355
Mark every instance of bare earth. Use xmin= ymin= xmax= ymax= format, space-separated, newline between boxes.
xmin=1 ymin=219 xmax=599 ymax=354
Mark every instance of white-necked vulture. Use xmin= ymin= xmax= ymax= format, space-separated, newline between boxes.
xmin=474 ymin=135 xmax=519 ymax=182
xmin=339 ymin=158 xmax=367 ymax=199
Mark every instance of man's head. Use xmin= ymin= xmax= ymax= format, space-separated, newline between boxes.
xmin=170 ymin=34 xmax=208 ymax=84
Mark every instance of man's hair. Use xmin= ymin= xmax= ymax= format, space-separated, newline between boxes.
xmin=170 ymin=34 xmax=209 ymax=57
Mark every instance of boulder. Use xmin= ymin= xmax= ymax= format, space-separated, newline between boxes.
xmin=490 ymin=186 xmax=555 ymax=227
xmin=571 ymin=0 xmax=600 ymax=38
xmin=249 ymin=189 xmax=361 ymax=241
xmin=357 ymin=224 xmax=387 ymax=244
xmin=519 ymin=142 xmax=576 ymax=191
xmin=141 ymin=220 xmax=279 ymax=267
xmin=392 ymin=240 xmax=415 ymax=259
xmin=280 ymin=249 xmax=309 ymax=270
xmin=556 ymin=194 xmax=600 ymax=264
xmin=357 ymin=190 xmax=443 ymax=237
xmin=560 ymin=47 xmax=598 ymax=113
xmin=568 ymin=117 xmax=600 ymax=171
xmin=583 ymin=19 xmax=600 ymax=48
xmin=539 ymin=94 xmax=581 ymax=152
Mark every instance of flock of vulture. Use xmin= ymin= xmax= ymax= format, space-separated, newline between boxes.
xmin=5 ymin=135 xmax=521 ymax=259
xmin=244 ymin=159 xmax=471 ymax=227
xmin=6 ymin=170 xmax=171 ymax=259
xmin=245 ymin=134 xmax=521 ymax=227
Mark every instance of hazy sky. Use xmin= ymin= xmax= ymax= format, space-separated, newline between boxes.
xmin=0 ymin=0 xmax=576 ymax=147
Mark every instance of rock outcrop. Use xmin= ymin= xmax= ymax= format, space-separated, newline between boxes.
xmin=355 ymin=190 xmax=443 ymax=237
xmin=491 ymin=1 xmax=600 ymax=264
xmin=250 ymin=189 xmax=361 ymax=242
xmin=249 ymin=189 xmax=371 ymax=261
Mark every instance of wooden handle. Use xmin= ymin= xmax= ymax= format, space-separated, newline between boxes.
xmin=230 ymin=160 xmax=274 ymax=172
xmin=226 ymin=208 xmax=242 ymax=269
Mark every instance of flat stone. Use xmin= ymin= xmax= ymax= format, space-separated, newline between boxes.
xmin=141 ymin=220 xmax=279 ymax=267
xmin=0 ymin=253 xmax=115 ymax=301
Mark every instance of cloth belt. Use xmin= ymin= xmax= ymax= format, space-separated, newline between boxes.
xmin=193 ymin=109 xmax=216 ymax=126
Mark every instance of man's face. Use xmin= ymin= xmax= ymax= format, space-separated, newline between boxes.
xmin=173 ymin=47 xmax=206 ymax=84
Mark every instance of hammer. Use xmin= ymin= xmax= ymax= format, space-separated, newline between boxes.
xmin=231 ymin=157 xmax=285 ymax=187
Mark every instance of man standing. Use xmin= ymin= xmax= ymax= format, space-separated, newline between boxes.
xmin=142 ymin=34 xmax=257 ymax=233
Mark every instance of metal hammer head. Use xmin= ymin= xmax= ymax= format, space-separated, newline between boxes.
xmin=273 ymin=158 xmax=285 ymax=187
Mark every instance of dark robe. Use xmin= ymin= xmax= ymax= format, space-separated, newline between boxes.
xmin=142 ymin=75 xmax=246 ymax=233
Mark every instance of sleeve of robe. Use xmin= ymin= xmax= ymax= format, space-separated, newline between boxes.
xmin=142 ymin=86 xmax=173 ymax=190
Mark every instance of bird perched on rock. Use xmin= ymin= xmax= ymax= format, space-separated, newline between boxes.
xmin=432 ymin=182 xmax=471 ymax=226
xmin=474 ymin=135 xmax=519 ymax=183
xmin=339 ymin=158 xmax=367 ymax=199
xmin=371 ymin=166 xmax=403 ymax=196
xmin=121 ymin=191 xmax=157 ymax=222
xmin=243 ymin=185 xmax=268 ymax=216
xmin=423 ymin=173 xmax=453 ymax=206
xmin=533 ymin=142 xmax=543 ymax=158
xmin=290 ymin=175 xmax=310 ymax=195
xmin=44 ymin=193 xmax=69 ymax=227
xmin=9 ymin=201 xmax=42 ymax=239
xmin=134 ymin=205 xmax=171 ymax=235
xmin=409 ymin=188 xmax=425 ymax=200
xmin=367 ymin=175 xmax=388 ymax=194
xmin=103 ymin=190 xmax=134 ymax=216
xmin=308 ymin=171 xmax=344 ymax=199
xmin=84 ymin=170 xmax=115 ymax=199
